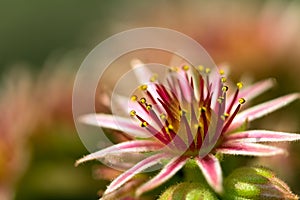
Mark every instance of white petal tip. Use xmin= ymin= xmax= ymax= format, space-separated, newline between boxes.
xmin=130 ymin=59 xmax=143 ymax=69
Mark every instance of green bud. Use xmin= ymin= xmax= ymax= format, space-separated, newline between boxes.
xmin=159 ymin=182 xmax=218 ymax=200
xmin=223 ymin=166 xmax=299 ymax=200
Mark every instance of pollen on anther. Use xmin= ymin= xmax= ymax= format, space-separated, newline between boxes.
xmin=221 ymin=77 xmax=227 ymax=83
xmin=139 ymin=84 xmax=148 ymax=91
xmin=237 ymin=82 xmax=243 ymax=89
xmin=222 ymin=86 xmax=229 ymax=92
xmin=130 ymin=110 xmax=136 ymax=116
xmin=238 ymin=98 xmax=246 ymax=104
xmin=182 ymin=65 xmax=190 ymax=71
xmin=168 ymin=124 xmax=174 ymax=130
xmin=140 ymin=121 xmax=148 ymax=127
xmin=198 ymin=65 xmax=204 ymax=71
xmin=140 ymin=97 xmax=146 ymax=104
xmin=160 ymin=113 xmax=166 ymax=120
xmin=150 ymin=74 xmax=158 ymax=82
xmin=219 ymin=69 xmax=225 ymax=75
xmin=146 ymin=104 xmax=152 ymax=110
xmin=205 ymin=68 xmax=211 ymax=74
xmin=218 ymin=97 xmax=224 ymax=103
xmin=130 ymin=95 xmax=138 ymax=101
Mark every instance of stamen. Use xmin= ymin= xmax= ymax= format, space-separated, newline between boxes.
xmin=222 ymin=86 xmax=228 ymax=92
xmin=226 ymin=82 xmax=243 ymax=114
xmin=198 ymin=65 xmax=204 ymax=71
xmin=140 ymin=97 xmax=146 ymax=104
xmin=140 ymin=121 xmax=148 ymax=127
xmin=237 ymin=82 xmax=243 ymax=89
xmin=150 ymin=74 xmax=158 ymax=82
xmin=182 ymin=65 xmax=190 ymax=71
xmin=221 ymin=77 xmax=227 ymax=83
xmin=130 ymin=110 xmax=136 ymax=116
xmin=139 ymin=85 xmax=148 ymax=91
xmin=146 ymin=103 xmax=152 ymax=110
xmin=239 ymin=98 xmax=246 ymax=104
xmin=219 ymin=69 xmax=225 ymax=75
xmin=130 ymin=95 xmax=138 ymax=101
xmin=205 ymin=68 xmax=211 ymax=74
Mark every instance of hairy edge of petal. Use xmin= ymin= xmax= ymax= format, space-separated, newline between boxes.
xmin=79 ymin=114 xmax=150 ymax=138
xmin=229 ymin=93 xmax=300 ymax=132
xmin=136 ymin=156 xmax=188 ymax=196
xmin=195 ymin=154 xmax=223 ymax=193
xmin=104 ymin=153 xmax=169 ymax=195
xmin=217 ymin=142 xmax=286 ymax=156
xmin=75 ymin=140 xmax=163 ymax=166
xmin=225 ymin=130 xmax=300 ymax=143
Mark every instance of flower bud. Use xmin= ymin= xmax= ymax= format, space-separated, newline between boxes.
xmin=223 ymin=166 xmax=298 ymax=200
xmin=159 ymin=182 xmax=218 ymax=200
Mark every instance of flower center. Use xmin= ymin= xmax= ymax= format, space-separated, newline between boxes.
xmin=129 ymin=65 xmax=245 ymax=156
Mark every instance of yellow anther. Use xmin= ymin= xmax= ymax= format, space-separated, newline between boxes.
xmin=139 ymin=84 xmax=148 ymax=91
xmin=222 ymin=86 xmax=229 ymax=92
xmin=180 ymin=109 xmax=187 ymax=116
xmin=238 ymin=98 xmax=246 ymax=104
xmin=201 ymin=107 xmax=207 ymax=112
xmin=221 ymin=113 xmax=229 ymax=120
xmin=146 ymin=104 xmax=152 ymax=110
xmin=205 ymin=68 xmax=211 ymax=74
xmin=130 ymin=110 xmax=136 ymax=116
xmin=140 ymin=97 xmax=146 ymax=104
xmin=182 ymin=65 xmax=190 ymax=71
xmin=219 ymin=69 xmax=225 ymax=75
xmin=170 ymin=66 xmax=179 ymax=72
xmin=150 ymin=74 xmax=158 ymax=82
xmin=198 ymin=65 xmax=204 ymax=71
xmin=217 ymin=96 xmax=224 ymax=103
xmin=221 ymin=77 xmax=227 ymax=83
xmin=160 ymin=113 xmax=166 ymax=119
xmin=237 ymin=82 xmax=243 ymax=89
xmin=130 ymin=95 xmax=138 ymax=101
xmin=140 ymin=121 xmax=148 ymax=127
xmin=168 ymin=124 xmax=174 ymax=130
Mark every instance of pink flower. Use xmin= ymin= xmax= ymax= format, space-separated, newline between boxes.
xmin=76 ymin=60 xmax=300 ymax=197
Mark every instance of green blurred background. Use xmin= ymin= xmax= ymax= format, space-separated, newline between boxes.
xmin=0 ymin=0 xmax=299 ymax=199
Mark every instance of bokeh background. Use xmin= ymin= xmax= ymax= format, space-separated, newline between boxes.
xmin=0 ymin=0 xmax=299 ymax=199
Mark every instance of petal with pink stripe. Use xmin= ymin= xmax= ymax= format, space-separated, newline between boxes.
xmin=225 ymin=130 xmax=300 ymax=143
xmin=228 ymin=93 xmax=299 ymax=132
xmin=104 ymin=153 xmax=169 ymax=195
xmin=136 ymin=156 xmax=188 ymax=196
xmin=79 ymin=114 xmax=150 ymax=138
xmin=227 ymin=78 xmax=275 ymax=105
xmin=75 ymin=140 xmax=163 ymax=166
xmin=195 ymin=154 xmax=223 ymax=193
xmin=217 ymin=142 xmax=285 ymax=156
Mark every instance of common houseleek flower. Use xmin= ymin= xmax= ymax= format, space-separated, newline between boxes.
xmin=76 ymin=60 xmax=300 ymax=197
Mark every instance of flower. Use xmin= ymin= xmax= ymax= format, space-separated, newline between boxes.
xmin=76 ymin=60 xmax=300 ymax=197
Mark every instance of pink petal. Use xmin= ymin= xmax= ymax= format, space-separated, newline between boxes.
xmin=131 ymin=59 xmax=154 ymax=84
xmin=104 ymin=153 xmax=169 ymax=195
xmin=228 ymin=79 xmax=275 ymax=104
xmin=79 ymin=114 xmax=150 ymax=138
xmin=195 ymin=154 xmax=223 ymax=193
xmin=229 ymin=93 xmax=300 ymax=132
xmin=75 ymin=140 xmax=163 ymax=166
xmin=136 ymin=156 xmax=188 ymax=196
xmin=217 ymin=142 xmax=285 ymax=156
xmin=225 ymin=130 xmax=300 ymax=143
